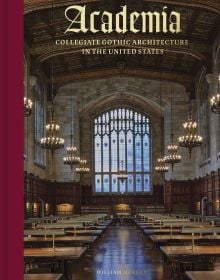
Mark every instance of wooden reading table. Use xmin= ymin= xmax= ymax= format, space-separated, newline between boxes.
xmin=24 ymin=246 xmax=87 ymax=258
xmin=24 ymin=229 xmax=65 ymax=237
xmin=144 ymin=229 xmax=181 ymax=235
xmin=65 ymin=229 xmax=103 ymax=236
xmin=24 ymin=274 xmax=63 ymax=280
xmin=149 ymin=234 xmax=220 ymax=247
xmin=24 ymin=235 xmax=97 ymax=246
xmin=181 ymin=227 xmax=220 ymax=234
xmin=160 ymin=245 xmax=220 ymax=259
xmin=24 ymin=247 xmax=87 ymax=279
xmin=185 ymin=271 xmax=220 ymax=280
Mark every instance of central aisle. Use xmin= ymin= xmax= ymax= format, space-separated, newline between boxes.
xmin=72 ymin=225 xmax=164 ymax=280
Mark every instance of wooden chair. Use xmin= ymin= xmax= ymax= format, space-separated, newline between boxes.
xmin=25 ymin=259 xmax=59 ymax=274
xmin=170 ymin=257 xmax=195 ymax=280
xmin=24 ymin=259 xmax=36 ymax=273
xmin=167 ymin=240 xmax=182 ymax=246
xmin=196 ymin=256 xmax=216 ymax=271
xmin=179 ymin=259 xmax=194 ymax=273
xmin=170 ymin=258 xmax=182 ymax=280
xmin=37 ymin=261 xmax=59 ymax=272
xmin=196 ymin=239 xmax=211 ymax=246
xmin=27 ymin=268 xmax=51 ymax=274
xmin=64 ymin=260 xmax=73 ymax=280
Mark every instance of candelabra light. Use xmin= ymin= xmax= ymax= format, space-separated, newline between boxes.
xmin=40 ymin=107 xmax=64 ymax=155
xmin=178 ymin=7 xmax=203 ymax=158
xmin=76 ymin=159 xmax=90 ymax=176
xmin=63 ymin=146 xmax=80 ymax=170
xmin=155 ymin=157 xmax=169 ymax=174
xmin=63 ymin=96 xmax=80 ymax=170
xmin=210 ymin=93 xmax=220 ymax=114
xmin=117 ymin=160 xmax=128 ymax=182
xmin=164 ymin=71 xmax=181 ymax=170
xmin=178 ymin=116 xmax=202 ymax=157
xmin=155 ymin=63 xmax=169 ymax=177
xmin=164 ymin=143 xmax=181 ymax=171
xmin=24 ymin=97 xmax=33 ymax=117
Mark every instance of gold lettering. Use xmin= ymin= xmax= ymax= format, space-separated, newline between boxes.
xmin=141 ymin=11 xmax=160 ymax=33
xmin=90 ymin=11 xmax=100 ymax=33
xmin=101 ymin=12 xmax=113 ymax=33
xmin=169 ymin=11 xmax=181 ymax=33
xmin=130 ymin=12 xmax=140 ymax=33
xmin=162 ymin=6 xmax=168 ymax=33
xmin=64 ymin=5 xmax=181 ymax=34
xmin=115 ymin=6 xmax=127 ymax=33
xmin=64 ymin=5 xmax=88 ymax=33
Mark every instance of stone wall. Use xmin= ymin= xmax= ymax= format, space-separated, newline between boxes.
xmin=195 ymin=31 xmax=220 ymax=177
xmin=24 ymin=41 xmax=220 ymax=184
xmin=52 ymin=77 xmax=194 ymax=185
xmin=24 ymin=45 xmax=51 ymax=180
xmin=52 ymin=94 xmax=80 ymax=182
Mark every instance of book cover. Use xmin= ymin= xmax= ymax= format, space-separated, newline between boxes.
xmin=1 ymin=0 xmax=220 ymax=280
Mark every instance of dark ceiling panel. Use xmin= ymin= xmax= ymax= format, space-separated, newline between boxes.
xmin=24 ymin=0 xmax=219 ymax=89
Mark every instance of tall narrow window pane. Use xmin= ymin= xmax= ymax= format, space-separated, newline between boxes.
xmin=119 ymin=131 xmax=125 ymax=163
xmin=24 ymin=57 xmax=28 ymax=158
xmin=95 ymin=174 xmax=102 ymax=192
xmin=127 ymin=175 xmax=134 ymax=192
xmin=95 ymin=135 xmax=101 ymax=172
xmin=144 ymin=174 xmax=150 ymax=192
xmin=103 ymin=135 xmax=109 ymax=172
xmin=127 ymin=131 xmax=133 ymax=172
xmin=136 ymin=174 xmax=142 ymax=192
xmin=143 ymin=134 xmax=150 ymax=172
xmin=119 ymin=181 xmax=126 ymax=194
xmin=34 ymin=81 xmax=45 ymax=166
xmin=111 ymin=131 xmax=118 ymax=172
xmin=112 ymin=175 xmax=118 ymax=193
xmin=103 ymin=174 xmax=110 ymax=193
xmin=135 ymin=134 xmax=142 ymax=172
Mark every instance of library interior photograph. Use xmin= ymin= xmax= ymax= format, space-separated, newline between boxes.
xmin=24 ymin=1 xmax=220 ymax=279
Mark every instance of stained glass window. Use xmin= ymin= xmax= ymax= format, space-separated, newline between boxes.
xmin=94 ymin=108 xmax=151 ymax=193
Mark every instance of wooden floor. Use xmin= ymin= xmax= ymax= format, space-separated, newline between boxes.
xmin=70 ymin=224 xmax=165 ymax=280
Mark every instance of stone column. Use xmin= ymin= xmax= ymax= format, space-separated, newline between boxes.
xmin=73 ymin=96 xmax=80 ymax=182
xmin=206 ymin=73 xmax=218 ymax=161
xmin=206 ymin=74 xmax=214 ymax=97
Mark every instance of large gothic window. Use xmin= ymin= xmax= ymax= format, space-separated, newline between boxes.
xmin=94 ymin=108 xmax=151 ymax=194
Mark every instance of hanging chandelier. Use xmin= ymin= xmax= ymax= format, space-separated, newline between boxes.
xmin=177 ymin=3 xmax=202 ymax=158
xmin=63 ymin=97 xmax=80 ymax=170
xmin=76 ymin=159 xmax=90 ymax=176
xmin=210 ymin=93 xmax=220 ymax=114
xmin=117 ymin=160 xmax=128 ymax=182
xmin=40 ymin=0 xmax=64 ymax=156
xmin=164 ymin=83 xmax=181 ymax=170
xmin=155 ymin=64 xmax=169 ymax=176
xmin=155 ymin=157 xmax=169 ymax=173
xmin=164 ymin=142 xmax=181 ymax=170
xmin=178 ymin=115 xmax=202 ymax=157
xmin=40 ymin=107 xmax=64 ymax=155
xmin=63 ymin=146 xmax=80 ymax=170
xmin=24 ymin=97 xmax=33 ymax=117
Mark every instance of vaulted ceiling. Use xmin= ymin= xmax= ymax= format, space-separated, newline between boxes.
xmin=24 ymin=0 xmax=220 ymax=96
